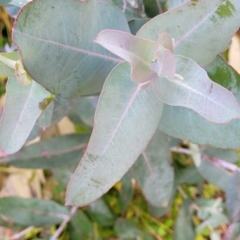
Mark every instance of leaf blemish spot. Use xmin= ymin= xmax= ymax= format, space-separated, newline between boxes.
xmin=91 ymin=178 xmax=102 ymax=185
xmin=38 ymin=95 xmax=55 ymax=110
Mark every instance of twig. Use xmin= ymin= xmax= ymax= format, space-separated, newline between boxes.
xmin=203 ymin=155 xmax=240 ymax=172
xmin=171 ymin=146 xmax=240 ymax=173
xmin=131 ymin=205 xmax=173 ymax=234
xmin=177 ymin=186 xmax=188 ymax=199
xmin=155 ymin=0 xmax=163 ymax=14
xmin=170 ymin=146 xmax=192 ymax=155
xmin=122 ymin=0 xmax=127 ymax=12
xmin=10 ymin=226 xmax=34 ymax=240
xmin=50 ymin=206 xmax=78 ymax=240
xmin=141 ymin=217 xmax=163 ymax=240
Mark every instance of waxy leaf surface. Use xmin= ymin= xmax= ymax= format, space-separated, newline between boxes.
xmin=69 ymin=211 xmax=102 ymax=240
xmin=159 ymin=57 xmax=240 ymax=148
xmin=174 ymin=200 xmax=196 ymax=240
xmin=138 ymin=0 xmax=240 ymax=147
xmin=138 ymin=0 xmax=240 ymax=67
xmin=96 ymin=30 xmax=240 ymax=123
xmin=0 ymin=197 xmax=69 ymax=226
xmin=197 ymin=155 xmax=231 ymax=190
xmin=130 ymin=130 xmax=174 ymax=207
xmin=66 ymin=63 xmax=163 ymax=206
xmin=0 ymin=78 xmax=51 ymax=155
xmin=153 ymin=56 xmax=240 ymax=123
xmin=72 ymin=96 xmax=98 ymax=127
xmin=95 ymin=30 xmax=175 ymax=82
xmin=13 ymin=0 xmax=129 ymax=98
xmin=95 ymin=29 xmax=158 ymax=83
xmin=119 ymin=175 xmax=133 ymax=214
xmin=194 ymin=147 xmax=238 ymax=190
xmin=1 ymin=134 xmax=89 ymax=169
xmin=86 ymin=199 xmax=116 ymax=227
xmin=37 ymin=101 xmax=54 ymax=130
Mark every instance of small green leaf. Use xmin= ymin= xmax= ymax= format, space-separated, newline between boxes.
xmin=119 ymin=174 xmax=133 ymax=214
xmin=114 ymin=218 xmax=154 ymax=240
xmin=86 ymin=199 xmax=116 ymax=227
xmin=226 ymin=171 xmax=240 ymax=222
xmin=69 ymin=211 xmax=102 ymax=240
xmin=174 ymin=200 xmax=196 ymax=240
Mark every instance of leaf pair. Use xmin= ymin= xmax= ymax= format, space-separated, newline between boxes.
xmin=95 ymin=30 xmax=240 ymax=124
xmin=95 ymin=30 xmax=175 ymax=83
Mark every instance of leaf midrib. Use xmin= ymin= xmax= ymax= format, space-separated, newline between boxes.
xmin=14 ymin=30 xmax=122 ymax=63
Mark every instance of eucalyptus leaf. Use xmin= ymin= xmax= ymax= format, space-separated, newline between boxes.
xmin=226 ymin=171 xmax=240 ymax=222
xmin=38 ymin=101 xmax=54 ymax=130
xmin=1 ymin=134 xmax=89 ymax=169
xmin=153 ymin=55 xmax=240 ymax=123
xmin=195 ymin=198 xmax=229 ymax=233
xmin=13 ymin=0 xmax=130 ymax=98
xmin=173 ymin=200 xmax=195 ymax=240
xmin=159 ymin=56 xmax=240 ymax=148
xmin=86 ymin=199 xmax=116 ymax=227
xmin=50 ymin=97 xmax=79 ymax=126
xmin=203 ymin=147 xmax=238 ymax=163
xmin=175 ymin=166 xmax=203 ymax=185
xmin=66 ymin=62 xmax=163 ymax=206
xmin=69 ymin=211 xmax=102 ymax=240
xmin=72 ymin=96 xmax=98 ymax=127
xmin=138 ymin=0 xmax=240 ymax=67
xmin=130 ymin=130 xmax=174 ymax=207
xmin=114 ymin=218 xmax=154 ymax=240
xmin=53 ymin=165 xmax=78 ymax=187
xmin=0 ymin=78 xmax=51 ymax=155
xmin=129 ymin=18 xmax=150 ymax=35
xmin=0 ymin=197 xmax=69 ymax=226
xmin=137 ymin=0 xmax=240 ymax=147
xmin=197 ymin=155 xmax=231 ymax=190
xmin=95 ymin=29 xmax=158 ymax=83
xmin=119 ymin=174 xmax=133 ymax=214
xmin=96 ymin=30 xmax=240 ymax=123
